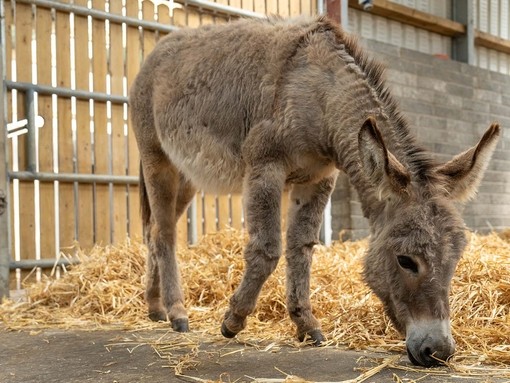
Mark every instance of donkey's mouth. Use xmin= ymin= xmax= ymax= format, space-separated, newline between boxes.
xmin=406 ymin=346 xmax=421 ymax=366
xmin=405 ymin=319 xmax=454 ymax=367
xmin=406 ymin=346 xmax=444 ymax=367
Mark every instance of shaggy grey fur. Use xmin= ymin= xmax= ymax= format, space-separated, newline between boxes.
xmin=129 ymin=16 xmax=501 ymax=366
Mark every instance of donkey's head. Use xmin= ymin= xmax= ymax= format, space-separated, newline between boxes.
xmin=358 ymin=117 xmax=501 ymax=367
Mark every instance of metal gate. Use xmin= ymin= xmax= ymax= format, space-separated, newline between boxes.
xmin=0 ymin=0 xmax=324 ymax=298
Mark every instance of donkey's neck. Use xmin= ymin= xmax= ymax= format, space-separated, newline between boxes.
xmin=306 ymin=25 xmax=434 ymax=223
xmin=328 ymin=93 xmax=433 ymax=224
xmin=327 ymin=81 xmax=414 ymax=223
xmin=332 ymin=111 xmax=387 ymax=222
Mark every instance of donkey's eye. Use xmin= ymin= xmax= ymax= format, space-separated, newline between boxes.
xmin=397 ymin=256 xmax=419 ymax=273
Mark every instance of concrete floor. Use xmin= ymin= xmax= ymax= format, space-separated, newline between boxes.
xmin=0 ymin=327 xmax=507 ymax=383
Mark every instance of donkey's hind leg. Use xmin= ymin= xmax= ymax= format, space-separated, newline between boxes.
xmin=141 ymin=152 xmax=195 ymax=332
xmin=145 ymin=249 xmax=165 ymax=322
xmin=286 ymin=175 xmax=337 ymax=345
xmin=169 ymin=175 xmax=196 ymax=330
xmin=221 ymin=162 xmax=286 ymax=338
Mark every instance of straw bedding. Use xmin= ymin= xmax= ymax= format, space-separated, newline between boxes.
xmin=1 ymin=229 xmax=509 ymax=378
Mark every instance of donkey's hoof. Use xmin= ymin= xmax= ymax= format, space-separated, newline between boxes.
xmin=221 ymin=321 xmax=238 ymax=339
xmin=172 ymin=318 xmax=190 ymax=332
xmin=298 ymin=329 xmax=325 ymax=346
xmin=148 ymin=311 xmax=167 ymax=322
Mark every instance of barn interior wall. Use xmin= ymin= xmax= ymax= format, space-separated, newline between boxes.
xmin=331 ymin=39 xmax=510 ymax=239
xmin=349 ymin=1 xmax=510 ymax=76
xmin=473 ymin=0 xmax=510 ymax=74
xmin=347 ymin=7 xmax=452 ymax=56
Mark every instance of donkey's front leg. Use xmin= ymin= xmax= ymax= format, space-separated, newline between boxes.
xmin=286 ymin=175 xmax=337 ymax=345
xmin=221 ymin=163 xmax=286 ymax=338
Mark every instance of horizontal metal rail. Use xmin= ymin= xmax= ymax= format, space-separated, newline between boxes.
xmin=10 ymin=257 xmax=78 ymax=270
xmin=10 ymin=171 xmax=139 ymax=185
xmin=5 ymin=81 xmax=128 ymax=105
xmin=175 ymin=0 xmax=265 ymax=19
xmin=16 ymin=0 xmax=178 ymax=33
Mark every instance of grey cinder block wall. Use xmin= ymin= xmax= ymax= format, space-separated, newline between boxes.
xmin=331 ymin=40 xmax=510 ymax=240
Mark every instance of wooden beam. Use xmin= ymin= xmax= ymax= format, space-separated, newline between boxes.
xmin=475 ymin=30 xmax=510 ymax=55
xmin=326 ymin=0 xmax=341 ymax=23
xmin=348 ymin=0 xmax=465 ymax=37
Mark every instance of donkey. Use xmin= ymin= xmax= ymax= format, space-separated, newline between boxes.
xmin=129 ymin=16 xmax=501 ymax=367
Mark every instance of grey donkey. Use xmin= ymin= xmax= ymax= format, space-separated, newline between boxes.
xmin=129 ymin=16 xmax=501 ymax=367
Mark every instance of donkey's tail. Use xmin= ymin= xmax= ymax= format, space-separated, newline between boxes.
xmin=139 ymin=161 xmax=151 ymax=240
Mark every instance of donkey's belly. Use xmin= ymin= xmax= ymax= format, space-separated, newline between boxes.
xmin=162 ymin=135 xmax=246 ymax=194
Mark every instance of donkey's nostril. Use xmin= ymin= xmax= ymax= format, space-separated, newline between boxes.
xmin=422 ymin=347 xmax=439 ymax=367
xmin=420 ymin=351 xmax=441 ymax=367
xmin=420 ymin=346 xmax=449 ymax=367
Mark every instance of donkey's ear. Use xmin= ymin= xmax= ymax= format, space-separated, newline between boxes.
xmin=435 ymin=123 xmax=501 ymax=202
xmin=358 ymin=117 xmax=411 ymax=198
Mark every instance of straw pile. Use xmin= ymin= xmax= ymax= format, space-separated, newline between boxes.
xmin=1 ymin=229 xmax=509 ymax=372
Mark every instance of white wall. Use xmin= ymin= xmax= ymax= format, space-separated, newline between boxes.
xmin=347 ymin=1 xmax=510 ymax=75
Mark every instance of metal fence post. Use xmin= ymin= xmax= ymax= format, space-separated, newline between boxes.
xmin=0 ymin=0 xmax=11 ymax=299
xmin=452 ymin=0 xmax=475 ymax=65
xmin=188 ymin=198 xmax=198 ymax=245
xmin=25 ymin=89 xmax=37 ymax=172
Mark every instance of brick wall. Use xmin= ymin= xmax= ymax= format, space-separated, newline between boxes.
xmin=331 ymin=40 xmax=510 ymax=240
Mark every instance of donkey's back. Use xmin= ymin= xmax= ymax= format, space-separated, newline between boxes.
xmin=130 ymin=17 xmax=323 ymax=193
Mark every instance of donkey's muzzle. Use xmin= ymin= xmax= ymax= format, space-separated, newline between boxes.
xmin=406 ymin=344 xmax=453 ymax=367
xmin=406 ymin=319 xmax=455 ymax=367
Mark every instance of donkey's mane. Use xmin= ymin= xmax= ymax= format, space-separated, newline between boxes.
xmin=313 ymin=16 xmax=438 ymax=183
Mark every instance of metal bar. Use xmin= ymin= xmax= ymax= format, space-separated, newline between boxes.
xmin=320 ymin=198 xmax=332 ymax=246
xmin=175 ymin=0 xmax=265 ymax=19
xmin=25 ymin=89 xmax=37 ymax=172
xmin=452 ymin=0 xmax=475 ymax=65
xmin=6 ymin=80 xmax=128 ymax=104
xmin=188 ymin=197 xmax=198 ymax=244
xmin=318 ymin=0 xmax=325 ymax=15
xmin=340 ymin=0 xmax=349 ymax=28
xmin=10 ymin=257 xmax=78 ymax=270
xmin=9 ymin=171 xmax=139 ymax=185
xmin=0 ymin=0 xmax=11 ymax=299
xmin=17 ymin=0 xmax=178 ymax=33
